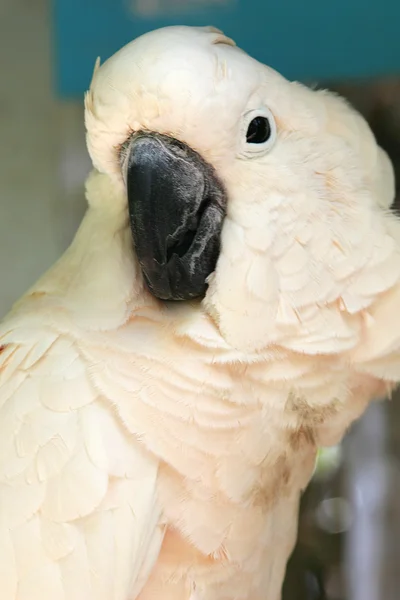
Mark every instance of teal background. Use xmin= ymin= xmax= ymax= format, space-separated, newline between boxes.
xmin=53 ymin=0 xmax=400 ymax=98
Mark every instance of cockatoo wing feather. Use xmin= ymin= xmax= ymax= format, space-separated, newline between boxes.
xmin=0 ymin=313 xmax=163 ymax=600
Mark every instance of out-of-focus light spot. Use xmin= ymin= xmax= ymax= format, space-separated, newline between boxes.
xmin=130 ymin=0 xmax=231 ymax=17
xmin=315 ymin=497 xmax=353 ymax=534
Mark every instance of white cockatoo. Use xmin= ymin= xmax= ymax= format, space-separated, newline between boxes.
xmin=1 ymin=24 xmax=400 ymax=600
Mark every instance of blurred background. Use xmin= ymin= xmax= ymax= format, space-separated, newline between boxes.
xmin=2 ymin=0 xmax=400 ymax=598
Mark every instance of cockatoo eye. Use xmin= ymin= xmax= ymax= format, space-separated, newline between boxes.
xmin=239 ymin=107 xmax=277 ymax=158
xmin=246 ymin=117 xmax=271 ymax=144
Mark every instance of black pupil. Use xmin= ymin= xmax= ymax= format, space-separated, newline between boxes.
xmin=246 ymin=116 xmax=271 ymax=144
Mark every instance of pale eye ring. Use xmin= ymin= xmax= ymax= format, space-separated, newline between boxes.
xmin=239 ymin=107 xmax=277 ymax=158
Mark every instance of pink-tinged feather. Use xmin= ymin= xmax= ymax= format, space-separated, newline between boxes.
xmin=1 ymin=24 xmax=400 ymax=600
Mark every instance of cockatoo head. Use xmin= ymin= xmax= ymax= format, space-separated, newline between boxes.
xmin=85 ymin=26 xmax=398 ymax=352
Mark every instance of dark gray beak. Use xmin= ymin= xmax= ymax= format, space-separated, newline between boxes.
xmin=123 ymin=132 xmax=226 ymax=301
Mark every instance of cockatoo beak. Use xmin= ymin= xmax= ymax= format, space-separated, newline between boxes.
xmin=123 ymin=131 xmax=227 ymax=301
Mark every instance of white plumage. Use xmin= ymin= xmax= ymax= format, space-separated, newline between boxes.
xmin=1 ymin=24 xmax=400 ymax=600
